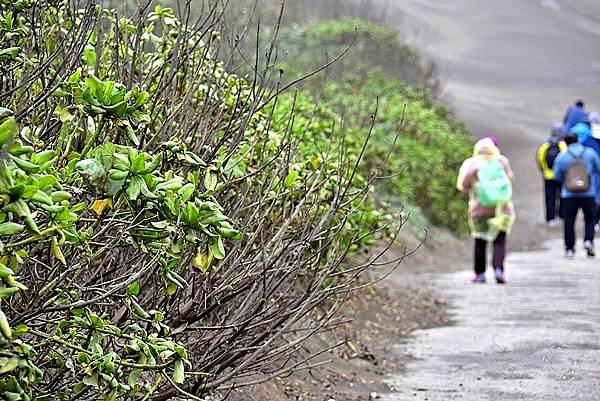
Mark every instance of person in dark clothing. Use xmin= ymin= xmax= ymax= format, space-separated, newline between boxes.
xmin=537 ymin=123 xmax=567 ymax=225
xmin=553 ymin=133 xmax=600 ymax=258
xmin=563 ymin=99 xmax=590 ymax=131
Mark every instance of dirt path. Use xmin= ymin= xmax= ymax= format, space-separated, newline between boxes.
xmin=365 ymin=1 xmax=600 ymax=400
xmin=383 ymin=239 xmax=600 ymax=401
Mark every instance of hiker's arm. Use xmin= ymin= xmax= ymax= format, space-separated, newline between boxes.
xmin=536 ymin=144 xmax=545 ymax=171
xmin=553 ymin=156 xmax=564 ymax=182
xmin=456 ymin=159 xmax=475 ymax=192
xmin=500 ymin=156 xmax=514 ymax=181
xmin=594 ymin=153 xmax=600 ymax=176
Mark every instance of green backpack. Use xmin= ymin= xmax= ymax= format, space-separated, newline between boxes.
xmin=476 ymin=159 xmax=512 ymax=207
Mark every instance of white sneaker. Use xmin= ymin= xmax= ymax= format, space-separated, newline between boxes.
xmin=546 ymin=219 xmax=558 ymax=227
xmin=565 ymin=249 xmax=575 ymax=259
xmin=584 ymin=240 xmax=595 ymax=257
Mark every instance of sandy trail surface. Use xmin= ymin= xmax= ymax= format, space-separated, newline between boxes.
xmin=371 ymin=1 xmax=600 ymax=400
xmin=384 ymin=240 xmax=600 ymax=401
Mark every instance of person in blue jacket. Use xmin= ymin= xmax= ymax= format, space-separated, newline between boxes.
xmin=571 ymin=122 xmax=600 ymax=228
xmin=553 ymin=133 xmax=600 ymax=258
xmin=563 ymin=99 xmax=590 ymax=131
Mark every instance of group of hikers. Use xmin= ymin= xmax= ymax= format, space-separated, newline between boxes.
xmin=455 ymin=99 xmax=600 ymax=284
xmin=537 ymin=100 xmax=600 ymax=259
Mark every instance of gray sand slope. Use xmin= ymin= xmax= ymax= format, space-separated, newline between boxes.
xmin=373 ymin=1 xmax=600 ymax=399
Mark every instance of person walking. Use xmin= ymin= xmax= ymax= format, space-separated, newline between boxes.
xmin=589 ymin=112 xmax=600 ymax=228
xmin=457 ymin=138 xmax=515 ymax=284
xmin=563 ymin=99 xmax=590 ymax=131
xmin=553 ymin=133 xmax=600 ymax=258
xmin=537 ymin=123 xmax=567 ymax=226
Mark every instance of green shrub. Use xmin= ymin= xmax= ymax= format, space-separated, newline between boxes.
xmin=278 ymin=18 xmax=438 ymax=92
xmin=0 ymin=2 xmax=396 ymax=400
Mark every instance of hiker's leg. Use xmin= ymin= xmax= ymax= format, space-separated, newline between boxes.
xmin=581 ymin=197 xmax=596 ymax=242
xmin=492 ymin=232 xmax=507 ymax=270
xmin=563 ymin=198 xmax=577 ymax=250
xmin=474 ymin=238 xmax=487 ymax=274
xmin=558 ymin=193 xmax=565 ymax=220
xmin=545 ymin=180 xmax=557 ymax=221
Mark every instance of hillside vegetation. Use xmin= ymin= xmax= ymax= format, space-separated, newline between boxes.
xmin=272 ymin=18 xmax=473 ymax=234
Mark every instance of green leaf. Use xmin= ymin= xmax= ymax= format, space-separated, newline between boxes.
xmin=216 ymin=226 xmax=242 ymax=240
xmin=208 ymin=236 xmax=225 ymax=260
xmin=0 ymin=357 xmax=19 ymax=374
xmin=29 ymin=190 xmax=53 ymax=205
xmin=0 ymin=222 xmax=24 ymax=236
xmin=128 ymin=368 xmax=141 ymax=387
xmin=139 ymin=177 xmax=158 ymax=199
xmin=10 ymin=155 xmax=39 ymax=173
xmin=126 ymin=176 xmax=143 ymax=201
xmin=129 ymin=150 xmax=145 ymax=173
xmin=127 ymin=282 xmax=140 ymax=296
xmin=55 ymin=209 xmax=78 ymax=223
xmin=125 ymin=125 xmax=140 ymax=146
xmin=139 ymin=153 xmax=162 ymax=174
xmin=0 ymin=47 xmax=19 ymax=60
xmin=83 ymin=373 xmax=99 ymax=388
xmin=59 ymin=108 xmax=75 ymax=122
xmin=108 ymin=169 xmax=129 ymax=181
xmin=76 ymin=159 xmax=105 ymax=181
xmin=50 ymin=191 xmax=72 ymax=202
xmin=0 ymin=287 xmax=19 ymax=299
xmin=0 ymin=117 xmax=19 ymax=146
xmin=204 ymin=169 xmax=217 ymax=191
xmin=156 ymin=177 xmax=183 ymax=191
xmin=85 ymin=76 xmax=104 ymax=99
xmin=185 ymin=202 xmax=199 ymax=224
xmin=31 ymin=149 xmax=57 ymax=165
xmin=113 ymin=153 xmax=131 ymax=171
xmin=284 ymin=170 xmax=299 ymax=188
xmin=173 ymin=359 xmax=185 ymax=384
xmin=178 ymin=183 xmax=195 ymax=202
xmin=106 ymin=100 xmax=127 ymax=118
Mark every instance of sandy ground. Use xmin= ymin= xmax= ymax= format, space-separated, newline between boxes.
xmin=230 ymin=224 xmax=469 ymax=401
xmin=383 ymin=239 xmax=600 ymax=401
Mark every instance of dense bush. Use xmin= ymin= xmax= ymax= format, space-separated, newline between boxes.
xmin=321 ymin=71 xmax=473 ymax=234
xmin=269 ymin=18 xmax=473 ymax=234
xmin=0 ymin=2 xmax=397 ymax=400
xmin=277 ymin=18 xmax=439 ymax=91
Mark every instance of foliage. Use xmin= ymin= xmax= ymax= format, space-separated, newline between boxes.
xmin=321 ymin=71 xmax=473 ymax=234
xmin=0 ymin=1 xmax=397 ymax=400
xmin=277 ymin=18 xmax=437 ymax=90
xmin=261 ymin=16 xmax=473 ymax=234
xmin=271 ymin=70 xmax=472 ymax=234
